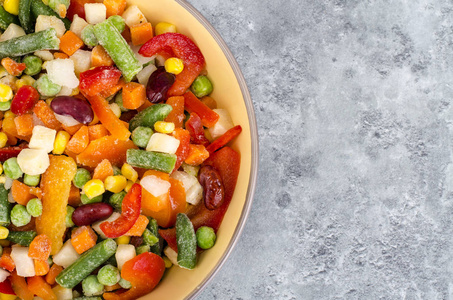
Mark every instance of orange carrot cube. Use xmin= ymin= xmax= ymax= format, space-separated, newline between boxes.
xmin=130 ymin=22 xmax=153 ymax=46
xmin=92 ymin=159 xmax=114 ymax=181
xmin=122 ymin=82 xmax=146 ymax=109
xmin=28 ymin=234 xmax=52 ymax=261
xmin=59 ymin=31 xmax=84 ymax=56
xmin=125 ymin=215 xmax=149 ymax=236
xmin=14 ymin=114 xmax=34 ymax=137
xmin=184 ymin=144 xmax=210 ymax=165
xmin=66 ymin=125 xmax=89 ymax=154
xmin=71 ymin=226 xmax=98 ymax=254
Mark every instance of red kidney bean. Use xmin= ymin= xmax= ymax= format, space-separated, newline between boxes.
xmin=130 ymin=236 xmax=143 ymax=247
xmin=198 ymin=165 xmax=225 ymax=210
xmin=72 ymin=203 xmax=113 ymax=226
xmin=50 ymin=96 xmax=94 ymax=124
xmin=146 ymin=66 xmax=175 ymax=103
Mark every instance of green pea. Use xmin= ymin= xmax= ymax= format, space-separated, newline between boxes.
xmin=26 ymin=198 xmax=42 ymax=217
xmin=81 ymin=25 xmax=98 ymax=48
xmin=97 ymin=264 xmax=120 ymax=286
xmin=4 ymin=157 xmax=23 ymax=180
xmin=190 ymin=75 xmax=213 ymax=98
xmin=81 ymin=193 xmax=102 ymax=205
xmin=108 ymin=192 xmax=125 ymax=211
xmin=11 ymin=204 xmax=31 ymax=227
xmin=0 ymin=100 xmax=11 ymax=111
xmin=65 ymin=206 xmax=75 ymax=228
xmin=112 ymin=166 xmax=121 ymax=176
xmin=142 ymin=229 xmax=159 ymax=246
xmin=131 ymin=126 xmax=153 ymax=148
xmin=118 ymin=278 xmax=131 ymax=289
xmin=196 ymin=226 xmax=216 ymax=250
xmin=23 ymin=55 xmax=42 ymax=76
xmin=108 ymin=15 xmax=125 ymax=33
xmin=82 ymin=275 xmax=104 ymax=296
xmin=24 ymin=174 xmax=40 ymax=187
xmin=73 ymin=168 xmax=91 ymax=189
xmin=35 ymin=74 xmax=61 ymax=97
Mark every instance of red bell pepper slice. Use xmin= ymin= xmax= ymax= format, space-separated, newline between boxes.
xmin=183 ymin=91 xmax=219 ymax=128
xmin=139 ymin=33 xmax=205 ymax=96
xmin=206 ymin=125 xmax=242 ymax=154
xmin=0 ymin=144 xmax=26 ymax=162
xmin=79 ymin=66 xmax=122 ymax=97
xmin=100 ymin=183 xmax=142 ymax=238
xmin=103 ymin=252 xmax=165 ymax=300
xmin=11 ymin=85 xmax=39 ymax=116
xmin=171 ymin=128 xmax=190 ymax=172
xmin=185 ymin=112 xmax=209 ymax=146
xmin=159 ymin=146 xmax=240 ymax=251
xmin=0 ymin=279 xmax=15 ymax=295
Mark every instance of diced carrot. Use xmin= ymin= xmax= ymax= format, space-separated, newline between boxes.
xmin=33 ymin=100 xmax=62 ymax=131
xmin=92 ymin=159 xmax=114 ymax=181
xmin=137 ymin=100 xmax=152 ymax=111
xmin=122 ymin=82 xmax=146 ymax=109
xmin=71 ymin=226 xmax=97 ymax=254
xmin=14 ymin=114 xmax=34 ymax=137
xmin=68 ymin=184 xmax=81 ymax=207
xmin=77 ymin=136 xmax=137 ymax=168
xmin=34 ymin=259 xmax=50 ymax=276
xmin=0 ymin=248 xmax=15 ymax=272
xmin=53 ymin=52 xmax=69 ymax=59
xmin=206 ymin=125 xmax=242 ymax=154
xmin=91 ymin=45 xmax=114 ymax=67
xmin=130 ymin=22 xmax=153 ymax=46
xmin=184 ymin=144 xmax=209 ymax=165
xmin=125 ymin=215 xmax=149 ymax=236
xmin=200 ymin=96 xmax=217 ymax=110
xmin=11 ymin=180 xmax=43 ymax=206
xmin=61 ymin=123 xmax=83 ymax=136
xmin=183 ymin=91 xmax=219 ymax=128
xmin=105 ymin=283 xmax=121 ymax=291
xmin=99 ymin=78 xmax=125 ymax=99
xmin=59 ymin=30 xmax=84 ymax=56
xmin=103 ymin=0 xmax=126 ymax=17
xmin=1 ymin=58 xmax=26 ymax=76
xmin=28 ymin=234 xmax=52 ymax=261
xmin=66 ymin=125 xmax=89 ymax=154
xmin=2 ymin=114 xmax=17 ymax=139
xmin=165 ymin=96 xmax=184 ymax=128
xmin=88 ymin=124 xmax=109 ymax=140
xmin=10 ymin=271 xmax=33 ymax=300
xmin=45 ymin=264 xmax=63 ymax=285
xmin=27 ymin=276 xmax=57 ymax=300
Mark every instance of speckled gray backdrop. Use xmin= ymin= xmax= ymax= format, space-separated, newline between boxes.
xmin=188 ymin=0 xmax=453 ymax=299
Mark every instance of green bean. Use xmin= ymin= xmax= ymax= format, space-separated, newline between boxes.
xmin=112 ymin=166 xmax=121 ymax=176
xmin=176 ymin=213 xmax=196 ymax=269
xmin=73 ymin=168 xmax=91 ymax=189
xmin=26 ymin=198 xmax=42 ymax=217
xmin=142 ymin=229 xmax=158 ymax=247
xmin=81 ymin=275 xmax=104 ymax=297
xmin=129 ymin=104 xmax=172 ymax=132
xmin=191 ymin=75 xmax=213 ymax=98
xmin=147 ymin=217 xmax=161 ymax=255
xmin=30 ymin=0 xmax=70 ymax=30
xmin=81 ymin=25 xmax=98 ymax=48
xmin=196 ymin=226 xmax=216 ymax=249
xmin=131 ymin=126 xmax=152 ymax=148
xmin=0 ymin=6 xmax=19 ymax=31
xmin=0 ymin=184 xmax=11 ymax=226
xmin=48 ymin=0 xmax=70 ymax=17
xmin=97 ymin=264 xmax=119 ymax=286
xmin=6 ymin=230 xmax=36 ymax=246
xmin=93 ymin=20 xmax=142 ymax=82
xmin=108 ymin=15 xmax=125 ymax=33
xmin=18 ymin=0 xmax=34 ymax=34
xmin=35 ymin=74 xmax=61 ymax=97
xmin=0 ymin=28 xmax=60 ymax=60
xmin=126 ymin=149 xmax=176 ymax=174
xmin=23 ymin=55 xmax=42 ymax=76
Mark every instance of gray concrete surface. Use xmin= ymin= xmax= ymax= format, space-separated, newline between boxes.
xmin=188 ymin=0 xmax=453 ymax=299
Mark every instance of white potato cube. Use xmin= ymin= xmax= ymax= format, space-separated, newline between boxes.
xmin=163 ymin=246 xmax=179 ymax=266
xmin=29 ymin=125 xmax=57 ymax=153
xmin=141 ymin=175 xmax=171 ymax=197
xmin=181 ymin=163 xmax=200 ymax=177
xmin=116 ymin=244 xmax=136 ymax=270
xmin=56 ymin=85 xmax=73 ymax=97
xmin=7 ymin=191 xmax=14 ymax=203
xmin=34 ymin=50 xmax=54 ymax=61
xmin=146 ymin=133 xmax=180 ymax=154
xmin=170 ymin=171 xmax=198 ymax=191
xmin=46 ymin=59 xmax=79 ymax=89
xmin=69 ymin=14 xmax=88 ymax=38
xmin=122 ymin=5 xmax=147 ymax=28
xmin=11 ymin=246 xmax=35 ymax=277
xmin=0 ymin=268 xmax=9 ymax=282
xmin=131 ymin=44 xmax=154 ymax=66
xmin=70 ymin=49 xmax=92 ymax=75
xmin=55 ymin=113 xmax=80 ymax=127
xmin=0 ymin=24 xmax=25 ymax=42
xmin=35 ymin=15 xmax=66 ymax=38
xmin=52 ymin=285 xmax=73 ymax=300
xmin=17 ymin=149 xmax=50 ymax=176
xmin=85 ymin=3 xmax=107 ymax=24
xmin=208 ymin=109 xmax=234 ymax=139
xmin=92 ymin=212 xmax=120 ymax=239
xmin=4 ymin=178 xmax=12 ymax=190
xmin=185 ymin=181 xmax=203 ymax=205
xmin=136 ymin=63 xmax=157 ymax=85
xmin=53 ymin=240 xmax=80 ymax=268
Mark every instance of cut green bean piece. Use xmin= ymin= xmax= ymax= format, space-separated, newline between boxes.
xmin=108 ymin=15 xmax=125 ymax=33
xmin=81 ymin=25 xmax=98 ymax=48
xmin=93 ymin=20 xmax=142 ymax=82
xmin=129 ymin=104 xmax=172 ymax=132
xmin=176 ymin=213 xmax=196 ymax=270
xmin=30 ymin=0 xmax=70 ymax=29
xmin=136 ymin=245 xmax=150 ymax=255
xmin=23 ymin=55 xmax=42 ymax=76
xmin=6 ymin=230 xmax=36 ymax=246
xmin=35 ymin=74 xmax=61 ymax=97
xmin=19 ymin=0 xmax=34 ymax=34
xmin=56 ymin=238 xmax=117 ymax=289
xmin=11 ymin=204 xmax=31 ymax=227
xmin=0 ymin=6 xmax=19 ymax=31
xmin=147 ymin=217 xmax=161 ymax=255
xmin=126 ymin=149 xmax=176 ymax=174
xmin=0 ymin=28 xmax=60 ymax=60
xmin=82 ymin=275 xmax=104 ymax=297
xmin=142 ymin=229 xmax=158 ymax=247
xmin=131 ymin=126 xmax=152 ymax=148
xmin=0 ymin=184 xmax=11 ymax=226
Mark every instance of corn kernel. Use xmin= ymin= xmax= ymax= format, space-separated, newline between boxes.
xmin=53 ymin=131 xmax=71 ymax=155
xmin=164 ymin=58 xmax=184 ymax=75
xmin=83 ymin=179 xmax=105 ymax=199
xmin=154 ymin=121 xmax=175 ymax=134
xmin=124 ymin=180 xmax=134 ymax=193
xmin=16 ymin=75 xmax=36 ymax=89
xmin=104 ymin=175 xmax=128 ymax=193
xmin=0 ymin=240 xmax=9 ymax=247
xmin=0 ymin=176 xmax=6 ymax=184
xmin=0 ymin=67 xmax=8 ymax=79
xmin=0 ymin=163 xmax=3 ymax=175
xmin=155 ymin=22 xmax=177 ymax=35
xmin=109 ymin=103 xmax=121 ymax=118
xmin=0 ymin=84 xmax=13 ymax=103
xmin=0 ymin=132 xmax=7 ymax=149
xmin=3 ymin=0 xmax=19 ymax=15
xmin=89 ymin=112 xmax=99 ymax=125
xmin=121 ymin=163 xmax=138 ymax=182
xmin=45 ymin=97 xmax=53 ymax=106
xmin=0 ymin=226 xmax=8 ymax=240
xmin=115 ymin=236 xmax=131 ymax=245
xmin=163 ymin=256 xmax=173 ymax=268
xmin=70 ymin=87 xmax=79 ymax=96
xmin=0 ymin=292 xmax=18 ymax=300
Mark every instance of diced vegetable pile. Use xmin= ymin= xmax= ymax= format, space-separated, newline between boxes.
xmin=0 ymin=0 xmax=243 ymax=298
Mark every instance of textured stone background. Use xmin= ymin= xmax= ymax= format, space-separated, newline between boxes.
xmin=187 ymin=0 xmax=453 ymax=299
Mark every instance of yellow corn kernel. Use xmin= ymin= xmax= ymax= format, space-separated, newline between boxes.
xmin=154 ymin=121 xmax=175 ymax=134
xmin=115 ymin=236 xmax=131 ymax=245
xmin=109 ymin=103 xmax=121 ymax=118
xmin=89 ymin=112 xmax=99 ymax=125
xmin=164 ymin=58 xmax=184 ymax=75
xmin=163 ymin=256 xmax=173 ymax=268
xmin=121 ymin=163 xmax=138 ymax=182
xmin=155 ymin=22 xmax=177 ymax=35
xmin=0 ymin=226 xmax=8 ymax=240
xmin=45 ymin=97 xmax=54 ymax=107
xmin=53 ymin=131 xmax=71 ymax=155
xmin=0 ymin=292 xmax=17 ymax=300
xmin=0 ymin=163 xmax=3 ymax=175
xmin=0 ymin=67 xmax=8 ymax=79
xmin=0 ymin=132 xmax=7 ymax=149
xmin=83 ymin=179 xmax=105 ymax=199
xmin=3 ymin=0 xmax=19 ymax=15
xmin=0 ymin=84 xmax=13 ymax=103
xmin=3 ymin=111 xmax=14 ymax=119
xmin=124 ymin=180 xmax=134 ymax=193
xmin=71 ymin=87 xmax=79 ymax=96
xmin=16 ymin=75 xmax=36 ymax=89
xmin=0 ymin=176 xmax=5 ymax=184
xmin=104 ymin=175 xmax=128 ymax=193
xmin=0 ymin=240 xmax=10 ymax=247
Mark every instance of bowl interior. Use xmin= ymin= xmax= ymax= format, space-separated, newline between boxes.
xmin=129 ymin=0 xmax=257 ymax=299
